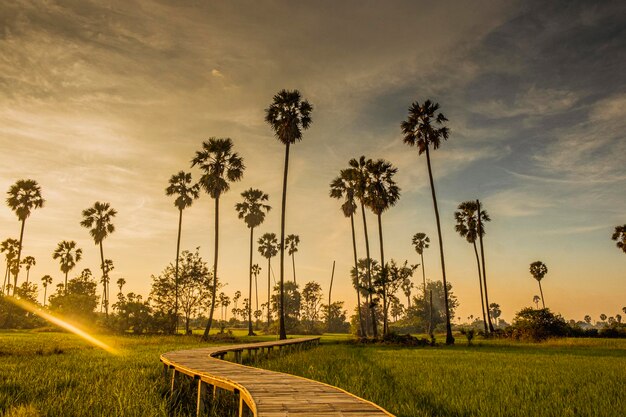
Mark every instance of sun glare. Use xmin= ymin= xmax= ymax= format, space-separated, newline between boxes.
xmin=5 ymin=296 xmax=119 ymax=355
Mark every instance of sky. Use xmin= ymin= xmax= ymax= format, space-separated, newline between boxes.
xmin=1 ymin=0 xmax=624 ymax=322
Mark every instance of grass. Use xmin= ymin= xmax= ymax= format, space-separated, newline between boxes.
xmin=0 ymin=330 xmax=624 ymax=417
xmin=256 ymin=336 xmax=626 ymax=417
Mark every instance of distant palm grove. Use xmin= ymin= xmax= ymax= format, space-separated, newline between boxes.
xmin=1 ymin=91 xmax=625 ymax=342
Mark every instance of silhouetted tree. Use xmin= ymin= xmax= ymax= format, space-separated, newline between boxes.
xmin=21 ymin=256 xmax=36 ymax=284
xmin=412 ymin=233 xmax=432 ymax=334
xmin=52 ymin=240 xmax=83 ymax=295
xmin=301 ymin=281 xmax=323 ymax=333
xmin=533 ymin=295 xmax=541 ymax=309
xmin=489 ymin=303 xmax=501 ymax=327
xmin=330 ymin=168 xmax=366 ymax=336
xmin=364 ymin=159 xmax=400 ymax=336
xmin=258 ymin=232 xmax=279 ymax=328
xmin=80 ymin=202 xmax=116 ymax=316
xmin=285 ymin=234 xmax=300 ymax=284
xmin=117 ymin=277 xmax=126 ymax=296
xmin=252 ymin=264 xmax=261 ymax=321
xmin=41 ymin=275 xmax=52 ymax=307
xmin=166 ymin=171 xmax=200 ymax=332
xmin=265 ymin=89 xmax=313 ymax=340
xmin=48 ymin=268 xmax=98 ymax=323
xmin=611 ymin=225 xmax=626 ymax=253
xmin=529 ymin=261 xmax=548 ymax=308
xmin=6 ymin=179 xmax=45 ymax=294
xmin=584 ymin=315 xmax=591 ymax=325
xmin=192 ymin=138 xmax=245 ymax=339
xmin=600 ymin=313 xmax=607 ymax=322
xmin=236 ymin=188 xmax=271 ymax=336
xmin=402 ymin=99 xmax=454 ymax=344
xmin=454 ymin=201 xmax=490 ymax=333
xmin=1 ymin=238 xmax=19 ymax=295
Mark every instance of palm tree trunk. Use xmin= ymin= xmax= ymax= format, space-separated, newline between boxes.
xmin=291 ymin=253 xmax=297 ymax=284
xmin=203 ymin=197 xmax=220 ymax=340
xmin=174 ymin=208 xmax=183 ymax=334
xmin=538 ymin=281 xmax=546 ymax=308
xmin=425 ymin=146 xmax=454 ymax=345
xmin=350 ymin=213 xmax=366 ymax=336
xmin=99 ymin=241 xmax=107 ymax=317
xmin=360 ymin=203 xmax=378 ymax=338
xmin=472 ymin=242 xmax=488 ymax=334
xmin=267 ymin=257 xmax=271 ymax=328
xmin=377 ymin=213 xmax=388 ymax=336
xmin=248 ymin=227 xmax=255 ymax=336
xmin=278 ymin=143 xmax=290 ymax=340
xmin=429 ymin=289 xmax=434 ymax=338
xmin=64 ymin=271 xmax=69 ymax=295
xmin=26 ymin=269 xmax=30 ymax=285
xmin=13 ymin=219 xmax=26 ymax=295
xmin=43 ymin=285 xmax=47 ymax=307
xmin=3 ymin=264 xmax=8 ymax=295
xmin=421 ymin=253 xmax=429 ymax=334
xmin=476 ymin=199 xmax=495 ymax=333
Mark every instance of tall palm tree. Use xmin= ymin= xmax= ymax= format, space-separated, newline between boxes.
xmin=1 ymin=238 xmax=19 ymax=295
xmin=117 ymin=277 xmax=126 ymax=295
xmin=364 ymin=159 xmax=400 ymax=336
xmin=529 ymin=261 xmax=548 ymax=308
xmin=533 ymin=295 xmax=541 ymax=309
xmin=101 ymin=259 xmax=115 ymax=312
xmin=80 ymin=201 xmax=116 ymax=316
xmin=166 ymin=171 xmax=200 ymax=332
xmin=401 ymin=99 xmax=454 ymax=345
xmin=412 ymin=232 xmax=431 ymax=334
xmin=349 ymin=156 xmax=378 ymax=337
xmin=252 ymin=263 xmax=261 ymax=320
xmin=258 ymin=232 xmax=279 ymax=329
xmin=192 ymin=138 xmax=245 ymax=339
xmin=612 ymin=225 xmax=626 ymax=253
xmin=41 ymin=275 xmax=52 ymax=306
xmin=265 ymin=89 xmax=313 ymax=340
xmin=330 ymin=168 xmax=366 ymax=336
xmin=6 ymin=179 xmax=45 ymax=295
xmin=454 ymin=201 xmax=489 ymax=334
xmin=475 ymin=199 xmax=495 ymax=332
xmin=52 ymin=240 xmax=83 ymax=295
xmin=236 ymin=188 xmax=271 ymax=336
xmin=21 ymin=256 xmax=36 ymax=284
xmin=285 ymin=234 xmax=300 ymax=284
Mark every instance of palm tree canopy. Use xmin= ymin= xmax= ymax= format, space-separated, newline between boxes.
xmin=611 ymin=225 xmax=626 ymax=253
xmin=251 ymin=264 xmax=261 ymax=275
xmin=412 ymin=233 xmax=430 ymax=255
xmin=52 ymin=240 xmax=83 ymax=274
xmin=364 ymin=159 xmax=400 ymax=215
xmin=166 ymin=171 xmax=200 ymax=210
xmin=6 ymin=179 xmax=45 ymax=221
xmin=235 ymin=188 xmax=271 ymax=229
xmin=41 ymin=275 xmax=53 ymax=286
xmin=529 ymin=261 xmax=548 ymax=281
xmin=265 ymin=89 xmax=313 ymax=145
xmin=21 ymin=255 xmax=36 ymax=269
xmin=258 ymin=232 xmax=279 ymax=259
xmin=401 ymin=99 xmax=449 ymax=154
xmin=117 ymin=277 xmax=126 ymax=288
xmin=454 ymin=201 xmax=490 ymax=244
xmin=80 ymin=202 xmax=117 ymax=244
xmin=348 ymin=156 xmax=372 ymax=202
xmin=191 ymin=138 xmax=245 ymax=199
xmin=285 ymin=234 xmax=300 ymax=255
xmin=329 ymin=168 xmax=359 ymax=218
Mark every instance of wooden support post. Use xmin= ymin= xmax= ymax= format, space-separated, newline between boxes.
xmin=196 ymin=380 xmax=206 ymax=416
xmin=162 ymin=363 xmax=169 ymax=378
xmin=235 ymin=389 xmax=243 ymax=417
xmin=170 ymin=369 xmax=178 ymax=395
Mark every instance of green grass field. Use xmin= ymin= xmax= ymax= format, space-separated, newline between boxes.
xmin=0 ymin=330 xmax=624 ymax=417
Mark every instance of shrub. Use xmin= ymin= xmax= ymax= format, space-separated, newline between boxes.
xmin=507 ymin=308 xmax=568 ymax=341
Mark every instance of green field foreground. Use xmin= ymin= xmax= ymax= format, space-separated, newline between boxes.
xmin=0 ymin=331 xmax=625 ymax=417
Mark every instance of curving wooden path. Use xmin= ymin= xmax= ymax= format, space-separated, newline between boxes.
xmin=160 ymin=337 xmax=394 ymax=417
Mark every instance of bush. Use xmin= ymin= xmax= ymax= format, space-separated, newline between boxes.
xmin=507 ymin=308 xmax=568 ymax=341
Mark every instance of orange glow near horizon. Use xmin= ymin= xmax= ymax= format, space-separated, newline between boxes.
xmin=5 ymin=296 xmax=120 ymax=355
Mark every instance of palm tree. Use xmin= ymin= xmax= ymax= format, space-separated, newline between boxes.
xmin=52 ymin=240 xmax=83 ymax=295
xmin=21 ymin=256 xmax=36 ymax=284
xmin=265 ymin=89 xmax=313 ymax=340
xmin=533 ymin=295 xmax=541 ymax=309
xmin=166 ymin=171 xmax=200 ymax=332
xmin=412 ymin=233 xmax=433 ymax=334
xmin=80 ymin=201 xmax=116 ymax=316
xmin=364 ymin=159 xmax=400 ymax=336
xmin=330 ymin=168 xmax=366 ymax=336
xmin=529 ymin=261 xmax=548 ymax=308
xmin=192 ymin=137 xmax=245 ymax=339
xmin=236 ymin=188 xmax=271 ymax=336
xmin=454 ymin=201 xmax=489 ymax=334
xmin=285 ymin=234 xmax=300 ymax=284
xmin=41 ymin=275 xmax=52 ymax=306
xmin=401 ymin=99 xmax=454 ymax=344
xmin=117 ymin=277 xmax=126 ymax=295
xmin=349 ymin=156 xmax=378 ymax=337
xmin=258 ymin=232 xmax=279 ymax=329
xmin=612 ymin=225 xmax=626 ymax=253
xmin=1 ymin=238 xmax=19 ymax=295
xmin=101 ymin=259 xmax=115 ymax=311
xmin=475 ymin=199 xmax=495 ymax=333
xmin=6 ymin=179 xmax=45 ymax=295
xmin=252 ymin=263 xmax=261 ymax=322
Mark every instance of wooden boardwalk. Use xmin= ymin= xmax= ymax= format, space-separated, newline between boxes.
xmin=160 ymin=337 xmax=394 ymax=416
